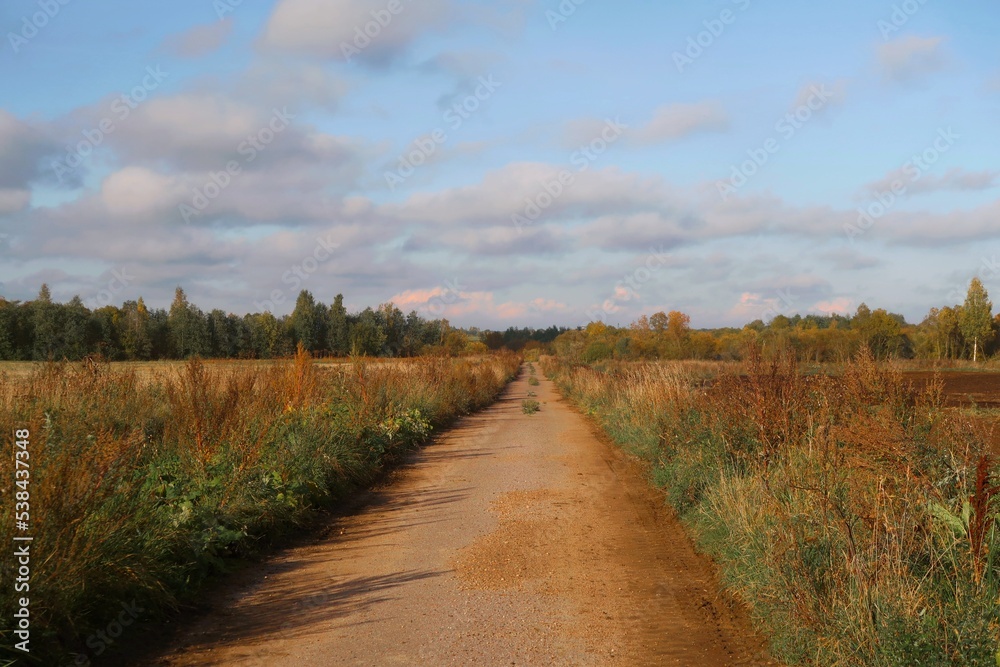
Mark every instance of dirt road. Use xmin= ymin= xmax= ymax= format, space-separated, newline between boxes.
xmin=151 ymin=367 xmax=775 ymax=666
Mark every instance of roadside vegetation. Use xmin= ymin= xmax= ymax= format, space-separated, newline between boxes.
xmin=544 ymin=347 xmax=1000 ymax=665
xmin=0 ymin=348 xmax=520 ymax=663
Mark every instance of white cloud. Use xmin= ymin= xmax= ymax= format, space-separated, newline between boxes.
xmin=877 ymin=35 xmax=948 ymax=84
xmin=632 ymin=102 xmax=729 ymax=145
xmin=161 ymin=18 xmax=233 ymax=58
xmin=860 ymin=167 xmax=999 ymax=199
xmin=259 ymin=0 xmax=452 ymax=64
xmin=100 ymin=166 xmax=184 ymax=217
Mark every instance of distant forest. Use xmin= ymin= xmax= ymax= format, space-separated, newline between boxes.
xmin=0 ymin=285 xmax=566 ymax=361
xmin=554 ymin=278 xmax=998 ymax=363
xmin=0 ymin=278 xmax=994 ymax=362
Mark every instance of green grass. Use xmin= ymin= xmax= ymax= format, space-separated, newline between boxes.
xmin=521 ymin=399 xmax=540 ymax=415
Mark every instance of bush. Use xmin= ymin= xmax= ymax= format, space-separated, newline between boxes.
xmin=522 ymin=399 xmax=540 ymax=414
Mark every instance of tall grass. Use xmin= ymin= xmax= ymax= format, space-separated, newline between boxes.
xmin=544 ymin=349 xmax=1000 ymax=665
xmin=0 ymin=349 xmax=520 ymax=662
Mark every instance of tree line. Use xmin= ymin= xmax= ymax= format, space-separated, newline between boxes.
xmin=553 ymin=278 xmax=998 ymax=363
xmin=0 ymin=286 xmax=492 ymax=361
xmin=4 ymin=278 xmax=993 ymax=363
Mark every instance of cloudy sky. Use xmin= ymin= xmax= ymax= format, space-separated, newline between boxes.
xmin=1 ymin=0 xmax=998 ymax=328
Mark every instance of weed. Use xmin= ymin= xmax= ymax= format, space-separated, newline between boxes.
xmin=522 ymin=399 xmax=540 ymax=415
xmin=543 ymin=347 xmax=1000 ymax=665
xmin=0 ymin=350 xmax=520 ymax=662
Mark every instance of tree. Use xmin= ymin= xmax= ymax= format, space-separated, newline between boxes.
xmin=121 ymin=298 xmax=153 ymax=360
xmin=290 ymin=290 xmax=326 ymax=353
xmin=664 ymin=310 xmax=691 ymax=358
xmin=350 ymin=307 xmax=386 ymax=356
xmin=62 ymin=296 xmax=91 ymax=360
xmin=960 ymin=277 xmax=993 ymax=362
xmin=379 ymin=303 xmax=406 ymax=356
xmin=206 ymin=309 xmax=233 ymax=358
xmin=32 ymin=284 xmax=62 ymax=360
xmin=245 ymin=312 xmax=282 ymax=358
xmin=326 ymin=294 xmax=349 ymax=356
xmin=168 ymin=287 xmax=207 ymax=358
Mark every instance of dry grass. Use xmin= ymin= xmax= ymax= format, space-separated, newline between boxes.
xmin=545 ymin=348 xmax=1000 ymax=665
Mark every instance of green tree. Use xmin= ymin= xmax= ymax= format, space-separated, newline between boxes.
xmin=326 ymin=294 xmax=349 ymax=356
xmin=245 ymin=312 xmax=282 ymax=358
xmin=62 ymin=296 xmax=91 ymax=360
xmin=960 ymin=277 xmax=993 ymax=362
xmin=121 ymin=298 xmax=152 ymax=360
xmin=350 ymin=307 xmax=386 ymax=356
xmin=379 ymin=303 xmax=406 ymax=356
xmin=32 ymin=284 xmax=61 ymax=360
xmin=290 ymin=290 xmax=327 ymax=353
xmin=168 ymin=287 xmax=207 ymax=358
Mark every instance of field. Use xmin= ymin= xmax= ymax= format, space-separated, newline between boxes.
xmin=543 ymin=350 xmax=1000 ymax=665
xmin=0 ymin=350 xmax=520 ymax=663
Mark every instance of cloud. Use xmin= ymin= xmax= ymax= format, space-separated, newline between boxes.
xmin=0 ymin=109 xmax=60 ymax=193
xmin=790 ymin=80 xmax=848 ymax=115
xmin=812 ymin=297 xmax=853 ymax=315
xmin=233 ymin=61 xmax=348 ymax=112
xmin=877 ymin=35 xmax=948 ymax=84
xmin=0 ymin=188 xmax=31 ymax=216
xmin=100 ymin=166 xmax=185 ymax=217
xmin=386 ymin=286 xmax=545 ymax=321
xmin=160 ymin=18 xmax=233 ymax=58
xmin=632 ymin=102 xmax=729 ymax=145
xmin=860 ymin=167 xmax=999 ymax=199
xmin=259 ymin=0 xmax=452 ymax=65
xmin=821 ymin=248 xmax=882 ymax=271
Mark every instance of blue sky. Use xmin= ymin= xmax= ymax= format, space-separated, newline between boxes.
xmin=1 ymin=0 xmax=998 ymax=328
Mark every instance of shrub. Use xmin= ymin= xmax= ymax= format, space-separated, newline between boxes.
xmin=522 ymin=399 xmax=540 ymax=415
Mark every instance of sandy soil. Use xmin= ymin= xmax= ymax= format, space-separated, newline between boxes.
xmin=147 ymin=366 xmax=776 ymax=666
